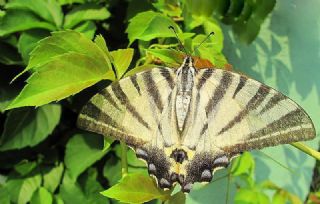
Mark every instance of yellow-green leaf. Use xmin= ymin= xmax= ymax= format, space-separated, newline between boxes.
xmin=30 ymin=187 xmax=53 ymax=204
xmin=101 ymin=173 xmax=170 ymax=203
xmin=7 ymin=49 xmax=114 ymax=109
xmin=126 ymin=11 xmax=181 ymax=45
xmin=110 ymin=48 xmax=134 ymax=79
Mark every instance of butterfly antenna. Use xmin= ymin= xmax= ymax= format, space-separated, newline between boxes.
xmin=192 ymin=31 xmax=215 ymax=54
xmin=168 ymin=26 xmax=189 ymax=56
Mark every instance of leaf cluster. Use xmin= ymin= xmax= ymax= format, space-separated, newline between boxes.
xmin=1 ymin=0 xmax=310 ymax=204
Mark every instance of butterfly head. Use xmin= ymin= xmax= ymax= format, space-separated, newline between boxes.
xmin=182 ymin=56 xmax=194 ymax=68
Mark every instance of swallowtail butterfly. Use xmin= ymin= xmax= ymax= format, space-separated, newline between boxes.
xmin=78 ymin=32 xmax=315 ymax=193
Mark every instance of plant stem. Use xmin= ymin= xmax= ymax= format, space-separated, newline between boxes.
xmin=120 ymin=141 xmax=128 ymax=178
xmin=291 ymin=142 xmax=320 ymax=160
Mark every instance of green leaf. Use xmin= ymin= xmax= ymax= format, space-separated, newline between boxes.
xmin=81 ymin=168 xmax=109 ymax=204
xmin=114 ymin=145 xmax=146 ymax=168
xmin=234 ymin=188 xmax=270 ymax=204
xmin=65 ymin=133 xmax=110 ymax=181
xmin=146 ymin=48 xmax=183 ymax=64
xmin=0 ymin=10 xmax=56 ymax=37
xmin=60 ymin=169 xmax=109 ymax=204
xmin=192 ymin=34 xmax=227 ymax=67
xmin=14 ymin=161 xmax=37 ymax=176
xmin=43 ymin=163 xmax=64 ymax=193
xmin=64 ymin=3 xmax=110 ymax=28
xmin=103 ymin=156 xmax=121 ymax=186
xmin=58 ymin=0 xmax=85 ymax=5
xmin=20 ymin=31 xmax=111 ymax=77
xmin=272 ymin=191 xmax=288 ymax=204
xmin=59 ymin=173 xmax=87 ymax=204
xmin=152 ymin=0 xmax=182 ymax=17
xmin=124 ymin=64 xmax=156 ymax=77
xmin=18 ymin=30 xmax=49 ymax=64
xmin=94 ymin=35 xmax=112 ymax=61
xmin=4 ymin=172 xmax=41 ymax=204
xmin=232 ymin=0 xmax=276 ymax=44
xmin=202 ymin=19 xmax=224 ymax=52
xmin=73 ymin=21 xmax=96 ymax=39
xmin=53 ymin=195 xmax=64 ymax=204
xmin=7 ymin=53 xmax=114 ymax=109
xmin=30 ymin=187 xmax=53 ymax=204
xmin=6 ymin=0 xmax=63 ymax=28
xmin=184 ymin=0 xmax=215 ymax=18
xmin=166 ymin=191 xmax=186 ymax=204
xmin=260 ymin=181 xmax=302 ymax=204
xmin=127 ymin=148 xmax=147 ymax=167
xmin=0 ymin=187 xmax=10 ymax=204
xmin=186 ymin=168 xmax=236 ymax=203
xmin=110 ymin=48 xmax=134 ymax=79
xmin=231 ymin=152 xmax=255 ymax=177
xmin=219 ymin=0 xmax=246 ymax=24
xmin=7 ymin=31 xmax=114 ymax=109
xmin=126 ymin=11 xmax=181 ymax=45
xmin=101 ymin=173 xmax=170 ymax=203
xmin=0 ymin=104 xmax=61 ymax=151
xmin=103 ymin=137 xmax=114 ymax=152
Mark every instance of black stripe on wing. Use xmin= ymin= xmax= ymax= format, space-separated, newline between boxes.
xmin=205 ymin=71 xmax=233 ymax=115
xmin=79 ymin=101 xmax=117 ymax=127
xmin=111 ymin=83 xmax=151 ymax=130
xmin=233 ymin=75 xmax=247 ymax=98
xmin=218 ymin=85 xmax=270 ymax=135
xmin=197 ymin=69 xmax=214 ymax=90
xmin=248 ymin=109 xmax=308 ymax=139
xmin=100 ymin=89 xmax=121 ymax=110
xmin=159 ymin=68 xmax=175 ymax=89
xmin=259 ymin=92 xmax=286 ymax=114
xmin=130 ymin=74 xmax=141 ymax=95
xmin=142 ymin=71 xmax=164 ymax=112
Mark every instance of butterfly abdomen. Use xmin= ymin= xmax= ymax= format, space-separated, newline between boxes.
xmin=175 ymin=58 xmax=196 ymax=131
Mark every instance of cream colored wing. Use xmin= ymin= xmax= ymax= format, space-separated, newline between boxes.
xmin=78 ymin=67 xmax=179 ymax=148
xmin=78 ymin=67 xmax=182 ymax=189
xmin=181 ymin=68 xmax=315 ymax=186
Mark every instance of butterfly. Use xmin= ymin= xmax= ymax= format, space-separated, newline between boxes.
xmin=77 ymin=35 xmax=315 ymax=192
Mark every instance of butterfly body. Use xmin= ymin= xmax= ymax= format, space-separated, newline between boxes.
xmin=175 ymin=57 xmax=196 ymax=132
xmin=78 ymin=56 xmax=315 ymax=193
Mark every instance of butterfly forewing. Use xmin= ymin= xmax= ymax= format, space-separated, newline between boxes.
xmin=78 ymin=67 xmax=179 ymax=147
xmin=205 ymin=69 xmax=314 ymax=151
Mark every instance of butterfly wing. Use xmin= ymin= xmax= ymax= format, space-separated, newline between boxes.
xmin=78 ymin=67 xmax=181 ymax=187
xmin=181 ymin=68 xmax=315 ymax=187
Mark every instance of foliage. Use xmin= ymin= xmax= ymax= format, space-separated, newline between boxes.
xmin=0 ymin=0 xmax=317 ymax=204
